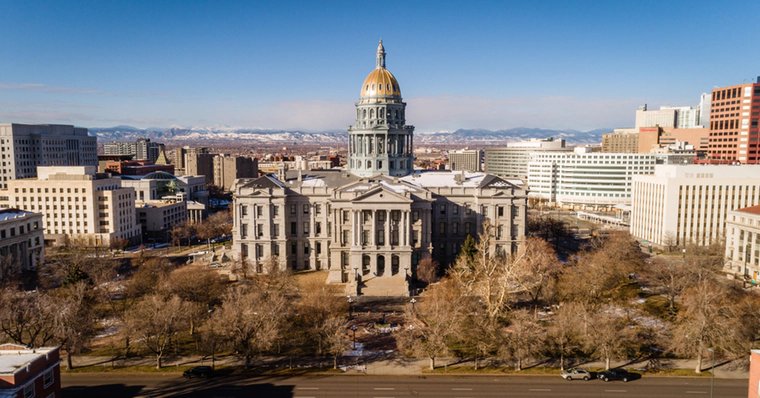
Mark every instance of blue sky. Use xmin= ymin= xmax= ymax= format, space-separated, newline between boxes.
xmin=1 ymin=0 xmax=759 ymax=132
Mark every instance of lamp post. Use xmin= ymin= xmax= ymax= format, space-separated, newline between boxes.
xmin=708 ymin=347 xmax=714 ymax=398
xmin=410 ymin=298 xmax=417 ymax=312
xmin=682 ymin=248 xmax=686 ymax=263
xmin=350 ymin=325 xmax=358 ymax=349
xmin=347 ymin=296 xmax=354 ymax=316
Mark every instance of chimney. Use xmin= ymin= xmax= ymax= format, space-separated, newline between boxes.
xmin=297 ymin=169 xmax=302 ymax=182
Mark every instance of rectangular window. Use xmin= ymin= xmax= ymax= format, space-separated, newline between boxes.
xmin=392 ymin=230 xmax=399 ymax=245
xmin=304 ymin=242 xmax=309 ymax=254
xmin=453 ymin=204 xmax=459 ymax=215
xmin=363 ymin=211 xmax=371 ymax=223
xmin=498 ymin=207 xmax=504 ymax=217
xmin=24 ymin=384 xmax=34 ymax=398
xmin=315 ymin=204 xmax=321 ymax=215
xmin=241 ymin=205 xmax=248 ymax=217
xmin=452 ymin=222 xmax=459 ymax=235
xmin=392 ymin=210 xmax=400 ymax=221
xmin=412 ymin=210 xmax=419 ymax=222
xmin=377 ymin=230 xmax=385 ymax=245
xmin=378 ymin=211 xmax=386 ymax=221
xmin=315 ymin=222 xmax=321 ymax=236
xmin=256 ymin=206 xmax=262 ymax=217
xmin=303 ymin=204 xmax=309 ymax=214
xmin=439 ymin=222 xmax=446 ymax=236
xmin=272 ymin=224 xmax=280 ymax=238
xmin=343 ymin=210 xmax=350 ymax=222
xmin=43 ymin=369 xmax=54 ymax=388
xmin=342 ymin=230 xmax=350 ymax=245
xmin=290 ymin=222 xmax=297 ymax=236
xmin=303 ymin=222 xmax=309 ymax=235
xmin=440 ymin=204 xmax=446 ymax=214
xmin=273 ymin=206 xmax=279 ymax=216
xmin=240 ymin=224 xmax=248 ymax=239
xmin=465 ymin=222 xmax=472 ymax=235
xmin=273 ymin=244 xmax=280 ymax=256
xmin=291 ymin=243 xmax=297 ymax=254
xmin=362 ymin=230 xmax=369 ymax=245
xmin=290 ymin=204 xmax=296 ymax=214
xmin=257 ymin=224 xmax=263 ymax=237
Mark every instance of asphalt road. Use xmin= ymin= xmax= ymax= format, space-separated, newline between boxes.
xmin=62 ymin=374 xmax=748 ymax=398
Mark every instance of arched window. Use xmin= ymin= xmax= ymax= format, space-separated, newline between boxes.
xmin=380 ymin=108 xmax=384 ymax=118
xmin=370 ymin=109 xmax=375 ymax=118
xmin=366 ymin=160 xmax=371 ymax=169
xmin=363 ymin=109 xmax=367 ymax=119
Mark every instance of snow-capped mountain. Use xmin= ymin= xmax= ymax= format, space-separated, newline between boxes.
xmin=89 ymin=126 xmax=609 ymax=146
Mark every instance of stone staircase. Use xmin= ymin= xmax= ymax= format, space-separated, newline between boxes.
xmin=357 ymin=275 xmax=409 ymax=297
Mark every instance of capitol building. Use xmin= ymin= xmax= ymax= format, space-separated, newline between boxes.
xmin=231 ymin=41 xmax=528 ymax=296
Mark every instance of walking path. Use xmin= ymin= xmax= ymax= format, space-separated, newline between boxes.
xmin=64 ymin=353 xmax=748 ymax=379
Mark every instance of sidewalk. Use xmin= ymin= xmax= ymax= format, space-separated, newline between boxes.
xmin=64 ymin=354 xmax=749 ymax=379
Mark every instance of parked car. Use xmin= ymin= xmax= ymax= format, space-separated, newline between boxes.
xmin=560 ymin=367 xmax=590 ymax=381
xmin=598 ymin=368 xmax=629 ymax=382
xmin=206 ymin=262 xmax=222 ymax=268
xmin=183 ymin=366 xmax=213 ymax=379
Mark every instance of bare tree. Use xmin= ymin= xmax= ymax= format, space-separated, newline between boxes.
xmin=296 ymin=279 xmax=347 ymax=355
xmin=450 ymin=221 xmax=529 ymax=319
xmin=209 ymin=285 xmax=288 ymax=368
xmin=500 ymin=309 xmax=546 ymax=371
xmin=645 ymin=257 xmax=698 ymax=311
xmin=583 ymin=306 xmax=634 ymax=370
xmin=322 ymin=316 xmax=352 ymax=369
xmin=515 ymin=237 xmax=561 ymax=306
xmin=662 ymin=231 xmax=678 ymax=253
xmin=165 ymin=266 xmax=227 ymax=335
xmin=397 ymin=278 xmax=466 ymax=370
xmin=670 ymin=278 xmax=733 ymax=373
xmin=546 ymin=303 xmax=583 ymax=371
xmin=0 ymin=289 xmax=56 ymax=348
xmin=52 ymin=280 xmax=97 ymax=370
xmin=125 ymin=294 xmax=189 ymax=369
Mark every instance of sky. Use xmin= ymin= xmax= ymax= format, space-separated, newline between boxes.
xmin=1 ymin=0 xmax=760 ymax=133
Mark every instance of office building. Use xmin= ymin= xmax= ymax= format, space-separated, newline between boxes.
xmin=527 ymin=148 xmax=655 ymax=209
xmin=135 ymin=138 xmax=162 ymax=162
xmin=484 ymin=138 xmax=569 ymax=179
xmin=602 ymin=130 xmax=639 ymax=153
xmin=6 ymin=166 xmax=141 ymax=247
xmin=0 ymin=344 xmax=61 ymax=398
xmin=603 ymin=126 xmax=709 ymax=154
xmin=213 ymin=154 xmax=258 ymax=192
xmin=137 ymin=199 xmax=187 ymax=243
xmin=185 ymin=153 xmax=214 ymax=184
xmin=725 ymin=204 xmax=760 ymax=281
xmin=232 ymin=42 xmax=528 ymax=297
xmin=707 ymin=79 xmax=760 ymax=164
xmin=630 ymin=164 xmax=760 ymax=247
xmin=635 ymin=105 xmax=677 ymax=129
xmin=0 ymin=123 xmax=97 ymax=189
xmin=121 ymin=171 xmax=208 ymax=221
xmin=0 ymin=209 xmax=44 ymax=271
xmin=103 ymin=141 xmax=137 ymax=156
xmin=449 ymin=149 xmax=481 ymax=172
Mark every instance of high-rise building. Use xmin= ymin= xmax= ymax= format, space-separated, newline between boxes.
xmin=707 ymin=79 xmax=760 ymax=164
xmin=635 ymin=105 xmax=677 ymax=129
xmin=347 ymin=40 xmax=414 ymax=177
xmin=6 ymin=166 xmax=141 ymax=247
xmin=185 ymin=153 xmax=214 ymax=183
xmin=602 ymin=130 xmax=639 ymax=153
xmin=448 ymin=149 xmax=482 ymax=172
xmin=103 ymin=141 xmax=137 ymax=156
xmin=213 ymin=155 xmax=258 ymax=192
xmin=630 ymin=164 xmax=760 ymax=247
xmin=0 ymin=123 xmax=97 ymax=189
xmin=232 ymin=42 xmax=528 ymax=296
xmin=483 ymin=138 xmax=570 ymax=179
xmin=699 ymin=93 xmax=711 ymax=128
xmin=136 ymin=138 xmax=162 ymax=162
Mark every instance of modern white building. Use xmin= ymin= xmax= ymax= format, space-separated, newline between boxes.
xmin=448 ymin=149 xmax=481 ymax=172
xmin=6 ymin=166 xmax=141 ymax=247
xmin=630 ymin=164 xmax=760 ymax=247
xmin=527 ymin=148 xmax=655 ymax=208
xmin=484 ymin=138 xmax=570 ymax=179
xmin=0 ymin=123 xmax=97 ymax=189
xmin=0 ymin=208 xmax=44 ymax=271
xmin=725 ymin=204 xmax=760 ymax=281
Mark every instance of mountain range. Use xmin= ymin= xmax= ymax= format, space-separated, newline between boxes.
xmin=89 ymin=126 xmax=612 ymax=146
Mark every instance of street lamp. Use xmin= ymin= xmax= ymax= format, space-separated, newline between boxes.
xmin=410 ymin=298 xmax=417 ymax=312
xmin=708 ymin=347 xmax=715 ymax=398
xmin=682 ymin=248 xmax=686 ymax=263
xmin=350 ymin=325 xmax=358 ymax=349
xmin=353 ymin=265 xmax=359 ymax=282
xmin=347 ymin=296 xmax=354 ymax=316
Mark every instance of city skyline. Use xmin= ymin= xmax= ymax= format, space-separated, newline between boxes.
xmin=1 ymin=0 xmax=759 ymax=132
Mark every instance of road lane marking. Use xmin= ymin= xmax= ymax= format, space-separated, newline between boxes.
xmin=530 ymin=389 xmax=551 ymax=392
xmin=298 ymin=388 xmax=320 ymax=390
xmin=605 ymin=390 xmax=627 ymax=393
xmin=375 ymin=387 xmax=395 ymax=390
xmin=685 ymin=392 xmax=707 ymax=394
xmin=452 ymin=388 xmax=473 ymax=391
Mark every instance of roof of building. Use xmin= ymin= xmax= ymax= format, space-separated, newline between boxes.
xmin=0 ymin=208 xmax=39 ymax=222
xmin=142 ymin=171 xmax=177 ymax=180
xmin=736 ymin=204 xmax=760 ymax=215
xmin=0 ymin=344 xmax=56 ymax=375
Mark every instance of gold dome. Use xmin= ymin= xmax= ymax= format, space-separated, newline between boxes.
xmin=360 ymin=68 xmax=401 ymax=98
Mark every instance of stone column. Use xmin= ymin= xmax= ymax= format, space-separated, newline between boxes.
xmin=385 ymin=210 xmax=391 ymax=247
xmin=353 ymin=210 xmax=359 ymax=246
xmin=371 ymin=210 xmax=376 ymax=246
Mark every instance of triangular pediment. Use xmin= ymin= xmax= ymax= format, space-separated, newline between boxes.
xmin=350 ymin=186 xmax=413 ymax=203
xmin=480 ymin=174 xmax=520 ymax=190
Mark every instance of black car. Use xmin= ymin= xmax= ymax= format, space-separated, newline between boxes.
xmin=598 ymin=368 xmax=629 ymax=382
xmin=183 ymin=366 xmax=213 ymax=379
